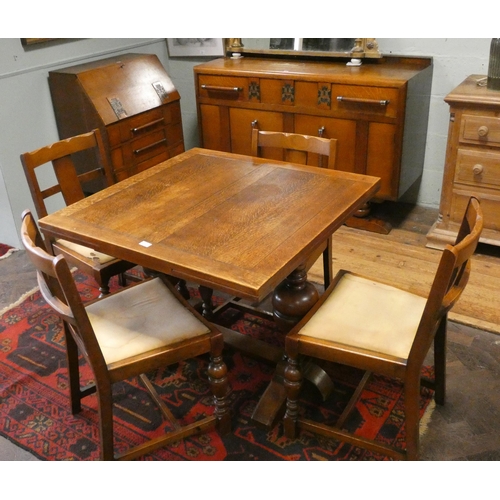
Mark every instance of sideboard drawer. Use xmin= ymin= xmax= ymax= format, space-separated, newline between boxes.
xmin=455 ymin=149 xmax=500 ymax=188
xmin=198 ymin=75 xmax=247 ymax=101
xmin=332 ymin=84 xmax=399 ymax=119
xmin=460 ymin=114 xmax=500 ymax=146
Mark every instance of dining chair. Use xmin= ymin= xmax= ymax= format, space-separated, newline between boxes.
xmin=282 ymin=196 xmax=483 ymax=460
xmin=20 ymin=129 xmax=137 ymax=296
xmin=251 ymin=128 xmax=337 ymax=288
xmin=20 ymin=209 xmax=231 ymax=460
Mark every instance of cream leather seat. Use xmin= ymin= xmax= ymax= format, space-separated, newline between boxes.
xmin=298 ymin=272 xmax=427 ymax=361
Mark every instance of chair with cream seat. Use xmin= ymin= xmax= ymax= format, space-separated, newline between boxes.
xmin=251 ymin=128 xmax=337 ymax=288
xmin=21 ymin=209 xmax=231 ymax=460
xmin=283 ymin=196 xmax=483 ymax=460
xmin=20 ymin=129 xmax=136 ymax=296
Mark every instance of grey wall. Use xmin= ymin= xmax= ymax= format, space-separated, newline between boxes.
xmin=0 ymin=38 xmax=493 ymax=248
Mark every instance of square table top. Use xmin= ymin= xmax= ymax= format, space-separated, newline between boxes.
xmin=39 ymin=148 xmax=380 ymax=301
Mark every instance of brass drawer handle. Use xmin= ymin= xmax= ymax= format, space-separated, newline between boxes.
xmin=132 ymin=118 xmax=164 ymax=134
xmin=201 ymin=84 xmax=243 ymax=93
xmin=133 ymin=138 xmax=167 ymax=155
xmin=473 ymin=164 xmax=484 ymax=175
xmin=477 ymin=125 xmax=489 ymax=137
xmin=337 ymin=96 xmax=390 ymax=106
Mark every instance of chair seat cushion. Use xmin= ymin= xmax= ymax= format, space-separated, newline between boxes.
xmin=85 ymin=278 xmax=210 ymax=365
xmin=298 ymin=272 xmax=427 ymax=360
xmin=55 ymin=238 xmax=117 ymax=265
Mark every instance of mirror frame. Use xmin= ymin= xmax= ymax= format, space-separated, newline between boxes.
xmin=225 ymin=38 xmax=381 ymax=60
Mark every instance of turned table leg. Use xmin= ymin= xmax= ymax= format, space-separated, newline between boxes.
xmin=251 ymin=263 xmax=334 ymax=428
xmin=271 ymin=263 xmax=319 ymax=332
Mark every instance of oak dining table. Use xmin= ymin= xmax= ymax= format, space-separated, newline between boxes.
xmin=38 ymin=147 xmax=380 ymax=427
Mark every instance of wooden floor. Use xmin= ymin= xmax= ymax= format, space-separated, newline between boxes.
xmin=2 ymin=202 xmax=500 ymax=460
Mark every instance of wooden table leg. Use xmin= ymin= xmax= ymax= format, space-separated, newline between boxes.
xmin=205 ymin=263 xmax=334 ymax=429
xmin=251 ymin=263 xmax=333 ymax=428
xmin=251 ymin=357 xmax=335 ymax=429
xmin=271 ymin=263 xmax=319 ymax=332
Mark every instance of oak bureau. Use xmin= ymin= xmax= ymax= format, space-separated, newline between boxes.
xmin=49 ymin=53 xmax=185 ymax=190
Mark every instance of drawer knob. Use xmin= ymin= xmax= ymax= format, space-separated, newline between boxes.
xmin=472 ymin=164 xmax=484 ymax=175
xmin=477 ymin=125 xmax=489 ymax=137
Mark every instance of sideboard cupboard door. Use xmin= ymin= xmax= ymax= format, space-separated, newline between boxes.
xmin=194 ymin=56 xmax=432 ymax=234
xmin=199 ymin=104 xmax=231 ymax=151
xmin=293 ymin=115 xmax=357 ymax=173
xmin=230 ymin=109 xmax=285 ymax=156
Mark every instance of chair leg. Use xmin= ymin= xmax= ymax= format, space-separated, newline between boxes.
xmin=96 ymin=383 xmax=115 ymax=461
xmin=433 ymin=316 xmax=447 ymax=405
xmin=177 ymin=279 xmax=191 ymax=300
xmin=63 ymin=323 xmax=82 ymax=414
xmin=96 ymin=276 xmax=110 ymax=297
xmin=283 ymin=354 xmax=303 ymax=439
xmin=118 ymin=272 xmax=127 ymax=288
xmin=208 ymin=337 xmax=231 ymax=435
xmin=322 ymin=240 xmax=332 ymax=289
xmin=404 ymin=376 xmax=421 ymax=461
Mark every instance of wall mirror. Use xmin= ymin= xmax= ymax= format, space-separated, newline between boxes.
xmin=226 ymin=38 xmax=381 ymax=61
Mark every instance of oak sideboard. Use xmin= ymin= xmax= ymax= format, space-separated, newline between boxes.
xmin=194 ymin=55 xmax=432 ymax=233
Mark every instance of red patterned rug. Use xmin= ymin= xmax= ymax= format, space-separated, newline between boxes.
xmin=0 ymin=271 xmax=434 ymax=460
xmin=0 ymin=243 xmax=18 ymax=260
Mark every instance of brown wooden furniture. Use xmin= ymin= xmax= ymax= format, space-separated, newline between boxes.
xmin=251 ymin=128 xmax=337 ymax=287
xmin=20 ymin=129 xmax=136 ymax=296
xmin=37 ymin=147 xmax=380 ymax=428
xmin=427 ymin=75 xmax=500 ymax=249
xmin=49 ymin=53 xmax=184 ymax=188
xmin=194 ymin=55 xmax=432 ymax=233
xmin=21 ymin=210 xmax=231 ymax=461
xmin=283 ymin=197 xmax=483 ymax=460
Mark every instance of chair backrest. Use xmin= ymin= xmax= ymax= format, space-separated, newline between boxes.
xmin=251 ymin=129 xmax=337 ymax=169
xmin=20 ymin=129 xmax=114 ymax=218
xmin=20 ymin=210 xmax=107 ymax=372
xmin=410 ymin=197 xmax=483 ymax=367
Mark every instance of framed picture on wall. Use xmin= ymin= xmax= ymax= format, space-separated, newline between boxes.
xmin=166 ymin=38 xmax=224 ymax=57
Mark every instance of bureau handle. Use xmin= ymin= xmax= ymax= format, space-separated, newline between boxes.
xmin=473 ymin=164 xmax=484 ymax=175
xmin=132 ymin=118 xmax=164 ymax=134
xmin=201 ymin=84 xmax=243 ymax=93
xmin=337 ymin=96 xmax=390 ymax=106
xmin=133 ymin=138 xmax=167 ymax=155
xmin=477 ymin=125 xmax=489 ymax=137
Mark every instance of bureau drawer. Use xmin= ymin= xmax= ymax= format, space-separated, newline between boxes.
xmin=107 ymin=103 xmax=181 ymax=146
xmin=460 ymin=114 xmax=500 ymax=146
xmin=331 ymin=84 xmax=399 ymax=118
xmin=198 ymin=75 xmax=247 ymax=101
xmin=110 ymin=123 xmax=183 ymax=171
xmin=455 ymin=149 xmax=500 ymax=188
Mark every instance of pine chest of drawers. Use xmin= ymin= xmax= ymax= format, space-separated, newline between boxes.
xmin=194 ymin=56 xmax=432 ymax=231
xmin=49 ymin=53 xmax=184 ymax=189
xmin=427 ymin=75 xmax=500 ymax=248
